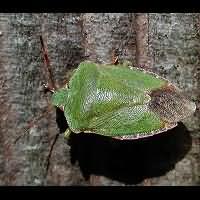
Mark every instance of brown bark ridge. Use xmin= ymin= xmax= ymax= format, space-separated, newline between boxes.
xmin=135 ymin=13 xmax=152 ymax=69
xmin=0 ymin=13 xmax=199 ymax=185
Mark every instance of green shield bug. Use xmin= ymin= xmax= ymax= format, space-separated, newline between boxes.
xmin=51 ymin=61 xmax=196 ymax=140
xmin=34 ymin=35 xmax=196 ymax=142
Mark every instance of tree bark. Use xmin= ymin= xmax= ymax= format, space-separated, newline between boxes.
xmin=0 ymin=13 xmax=199 ymax=185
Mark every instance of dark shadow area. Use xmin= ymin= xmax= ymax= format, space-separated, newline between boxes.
xmin=56 ymin=108 xmax=69 ymax=133
xmin=56 ymin=108 xmax=192 ymax=185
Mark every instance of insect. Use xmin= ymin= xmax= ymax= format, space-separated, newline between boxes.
xmin=51 ymin=60 xmax=196 ymax=140
xmin=27 ymin=35 xmax=195 ymax=143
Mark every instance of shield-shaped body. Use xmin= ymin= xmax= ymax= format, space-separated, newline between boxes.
xmin=52 ymin=62 xmax=196 ymax=139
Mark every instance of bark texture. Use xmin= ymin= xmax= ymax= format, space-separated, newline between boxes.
xmin=0 ymin=13 xmax=199 ymax=186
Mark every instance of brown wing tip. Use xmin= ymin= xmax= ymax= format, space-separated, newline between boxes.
xmin=149 ymin=83 xmax=196 ymax=123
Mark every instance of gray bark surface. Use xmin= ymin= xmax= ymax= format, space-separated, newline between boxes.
xmin=0 ymin=13 xmax=199 ymax=185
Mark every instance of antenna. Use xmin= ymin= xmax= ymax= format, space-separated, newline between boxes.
xmin=40 ymin=35 xmax=57 ymax=92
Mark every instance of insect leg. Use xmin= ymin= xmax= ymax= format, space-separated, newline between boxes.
xmin=42 ymin=83 xmax=55 ymax=93
xmin=110 ymin=48 xmax=119 ymax=65
xmin=64 ymin=128 xmax=72 ymax=139
xmin=111 ymin=49 xmax=133 ymax=69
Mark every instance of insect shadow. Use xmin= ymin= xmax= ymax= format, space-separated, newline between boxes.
xmin=56 ymin=108 xmax=192 ymax=185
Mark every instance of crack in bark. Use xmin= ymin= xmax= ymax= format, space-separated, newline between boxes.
xmin=45 ymin=133 xmax=59 ymax=178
